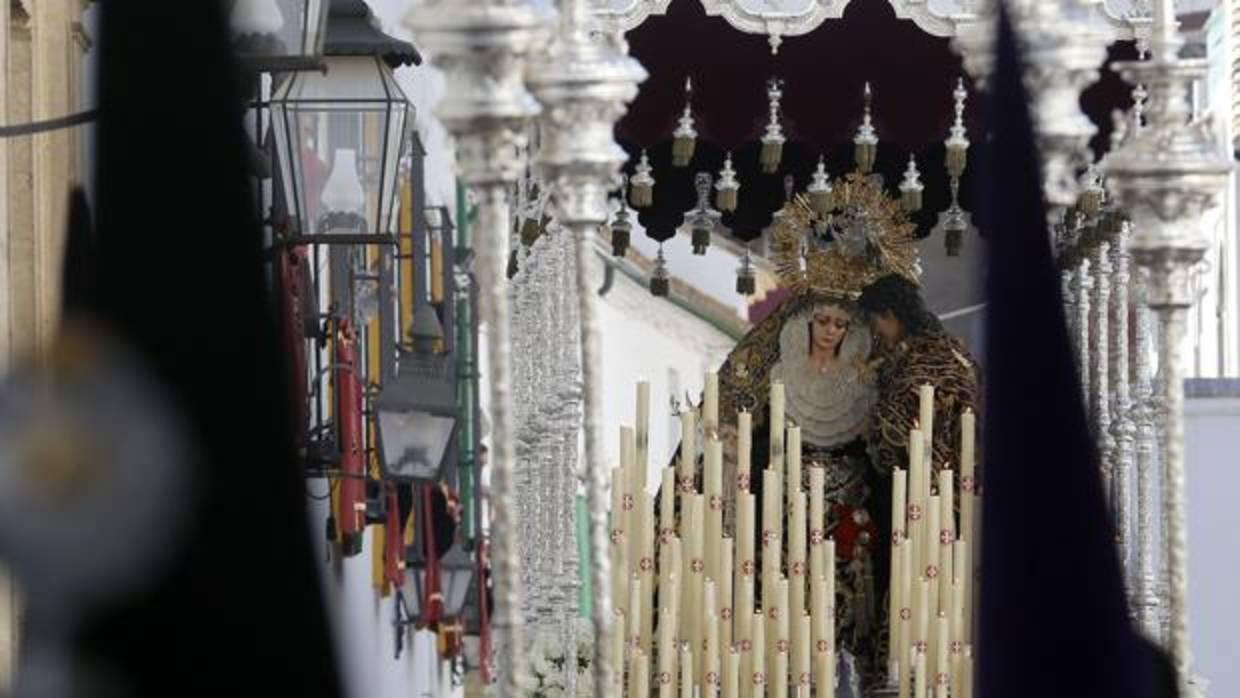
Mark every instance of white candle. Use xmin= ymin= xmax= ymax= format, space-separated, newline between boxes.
xmin=914 ymin=645 xmax=927 ymax=698
xmin=795 ymin=613 xmax=811 ymax=692
xmin=612 ymin=467 xmax=630 ymax=618
xmin=934 ymin=613 xmax=949 ymax=697
xmin=724 ymin=648 xmax=740 ymax=698
xmin=633 ymin=649 xmax=651 ymax=698
xmin=661 ymin=467 xmax=677 ymax=547
xmin=613 ymin=609 xmax=627 ymax=690
xmin=622 ymin=427 xmax=640 ymax=579
xmin=736 ymin=492 xmax=756 ymax=620
xmin=924 ymin=495 xmax=941 ymax=638
xmin=680 ymin=408 xmax=698 ymax=488
xmin=686 ymin=495 xmax=706 ymax=647
xmin=789 ymin=491 xmax=807 ymax=624
xmin=890 ymin=467 xmax=907 ymax=678
xmin=899 ymin=542 xmax=913 ymax=698
xmin=813 ymin=577 xmax=834 ymax=698
xmin=630 ymin=574 xmax=644 ymax=651
xmin=761 ymin=469 xmax=782 ymax=612
xmin=809 ymin=467 xmax=826 ymax=582
xmin=706 ymin=437 xmax=724 ymax=586
xmin=641 ymin=495 xmax=656 ymax=653
xmin=938 ymin=470 xmax=954 ymax=614
xmin=954 ymin=540 xmax=970 ymax=645
xmin=916 ymin=577 xmax=929 ymax=660
xmin=720 ymin=540 xmax=735 ymax=658
xmin=786 ymin=424 xmax=802 ymax=513
xmin=773 ymin=646 xmax=788 ymax=698
xmin=735 ymin=574 xmax=753 ymax=696
xmin=659 ymin=607 xmax=677 ymax=698
xmin=637 ymin=380 xmax=651 ymax=469
xmin=961 ymin=646 xmax=973 ymax=698
xmin=704 ymin=371 xmax=720 ymax=435
xmin=918 ymin=384 xmax=935 ymax=458
xmin=737 ymin=410 xmax=753 ymax=491
xmin=770 ymin=381 xmax=785 ymax=468
xmin=705 ymin=582 xmax=719 ymax=694
xmin=908 ymin=429 xmax=925 ymax=579
xmin=749 ymin=613 xmax=766 ymax=696
xmin=681 ymin=643 xmax=694 ymax=698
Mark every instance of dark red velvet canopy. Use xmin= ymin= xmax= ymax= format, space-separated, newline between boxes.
xmin=615 ymin=0 xmax=1138 ymax=242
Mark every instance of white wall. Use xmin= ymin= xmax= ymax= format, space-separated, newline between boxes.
xmin=595 ymin=255 xmax=739 ymax=491
xmin=307 ymin=496 xmax=453 ymax=698
xmin=1186 ymin=388 xmax=1240 ymax=698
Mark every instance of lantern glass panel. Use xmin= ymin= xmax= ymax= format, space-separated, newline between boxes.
xmin=270 ymin=55 xmax=413 ymax=238
xmin=229 ymin=0 xmax=330 ymax=67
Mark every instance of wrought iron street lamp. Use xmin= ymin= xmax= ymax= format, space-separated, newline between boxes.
xmin=269 ymin=0 xmax=419 ymax=244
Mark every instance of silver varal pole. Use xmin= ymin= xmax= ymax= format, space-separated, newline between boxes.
xmin=406 ymin=2 xmax=550 ymax=692
xmin=1105 ymin=1 xmax=1232 ymax=693
xmin=527 ymin=1 xmax=646 ymax=692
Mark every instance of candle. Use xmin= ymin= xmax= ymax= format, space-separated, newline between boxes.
xmin=612 ymin=467 xmax=630 ymax=618
xmin=914 ymin=645 xmax=927 ymax=698
xmin=724 ymin=648 xmax=740 ymax=698
xmin=776 ymin=577 xmax=790 ymax=653
xmin=899 ymin=542 xmax=913 ymax=698
xmin=736 ymin=491 xmax=756 ymax=591
xmin=705 ymin=582 xmax=720 ymax=695
xmin=664 ymin=538 xmax=682 ymax=619
xmin=809 ymin=467 xmax=825 ymax=582
xmin=789 ymin=491 xmax=807 ymax=624
xmin=924 ymin=495 xmax=941 ymax=639
xmin=812 ymin=577 xmax=833 ymax=698
xmin=720 ymin=540 xmax=734 ymax=657
xmin=704 ymin=371 xmax=720 ymax=435
xmin=934 ymin=613 xmax=949 ymax=698
xmin=950 ymin=576 xmax=964 ymax=649
xmin=681 ymin=643 xmax=694 ymax=698
xmin=706 ymin=437 xmax=724 ymax=586
xmin=686 ymin=495 xmax=706 ymax=647
xmin=659 ymin=608 xmax=677 ymax=698
xmin=916 ymin=578 xmax=929 ymax=671
xmin=960 ymin=646 xmax=974 ymax=698
xmin=889 ymin=467 xmax=907 ymax=678
xmin=761 ymin=470 xmax=782 ymax=613
xmin=960 ymin=410 xmax=975 ymax=504
xmin=633 ymin=649 xmax=651 ymax=698
xmin=680 ymin=409 xmax=697 ymax=479
xmin=661 ymin=467 xmax=677 ymax=548
xmin=953 ymin=540 xmax=969 ymax=644
xmin=641 ymin=495 xmax=656 ymax=653
xmin=614 ymin=610 xmax=628 ymax=690
xmin=786 ymin=425 xmax=802 ymax=513
xmin=918 ymin=384 xmax=935 ymax=457
xmin=735 ymin=574 xmax=753 ymax=698
xmin=630 ymin=574 xmax=644 ymax=651
xmin=938 ymin=470 xmax=954 ymax=613
xmin=795 ymin=613 xmax=811 ymax=692
xmin=749 ymin=613 xmax=766 ymax=696
xmin=738 ymin=410 xmax=753 ymax=490
xmin=637 ymin=380 xmax=651 ymax=469
xmin=908 ymin=429 xmax=925 ymax=579
xmin=773 ymin=647 xmax=788 ymax=698
xmin=622 ymin=427 xmax=637 ymax=572
xmin=770 ymin=381 xmax=785 ymax=468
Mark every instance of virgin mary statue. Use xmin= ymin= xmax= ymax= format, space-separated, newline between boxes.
xmin=663 ymin=175 xmax=922 ymax=685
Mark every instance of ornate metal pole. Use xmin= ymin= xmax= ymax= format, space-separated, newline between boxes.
xmin=1074 ymin=259 xmax=1093 ymax=410
xmin=528 ymin=3 xmax=646 ymax=692
xmin=1105 ymin=2 xmax=1233 ymax=693
xmin=1109 ymin=222 xmax=1135 ymax=598
xmin=406 ymin=3 xmax=549 ymax=692
xmin=1131 ymin=267 xmax=1163 ymax=638
xmin=1092 ymin=241 xmax=1113 ymax=490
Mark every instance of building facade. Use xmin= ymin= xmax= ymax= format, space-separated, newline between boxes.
xmin=1 ymin=0 xmax=93 ymax=688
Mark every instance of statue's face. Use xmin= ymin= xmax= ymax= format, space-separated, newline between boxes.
xmin=810 ymin=306 xmax=850 ymax=357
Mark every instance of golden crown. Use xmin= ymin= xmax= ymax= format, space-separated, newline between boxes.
xmin=769 ymin=171 xmax=921 ymax=299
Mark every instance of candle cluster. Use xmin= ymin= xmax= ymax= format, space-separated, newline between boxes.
xmin=887 ymin=388 xmax=977 ymax=698
xmin=607 ymin=377 xmax=979 ymax=696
